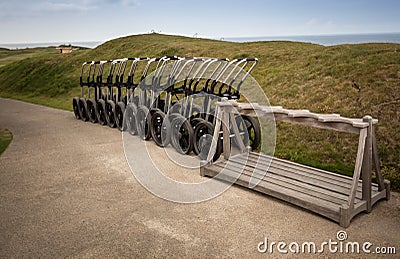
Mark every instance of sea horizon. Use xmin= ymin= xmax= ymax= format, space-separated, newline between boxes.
xmin=223 ymin=32 xmax=400 ymax=46
xmin=1 ymin=32 xmax=400 ymax=49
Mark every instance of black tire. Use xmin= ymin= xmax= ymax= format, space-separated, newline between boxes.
xmin=87 ymin=99 xmax=98 ymax=123
xmin=150 ymin=109 xmax=171 ymax=147
xmin=189 ymin=104 xmax=201 ymax=119
xmin=105 ymin=100 xmax=116 ymax=128
xmin=115 ymin=101 xmax=126 ymax=131
xmin=78 ymin=97 xmax=89 ymax=121
xmin=170 ymin=115 xmax=194 ymax=155
xmin=193 ymin=119 xmax=223 ymax=161
xmin=190 ymin=117 xmax=204 ymax=130
xmin=72 ymin=97 xmax=81 ymax=119
xmin=132 ymin=96 xmax=139 ymax=106
xmin=97 ymin=100 xmax=107 ymax=126
xmin=235 ymin=115 xmax=261 ymax=151
xmin=137 ymin=105 xmax=151 ymax=140
xmin=124 ymin=103 xmax=138 ymax=135
xmin=169 ymin=102 xmax=182 ymax=115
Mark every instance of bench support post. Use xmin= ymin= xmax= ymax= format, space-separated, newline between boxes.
xmin=362 ymin=116 xmax=373 ymax=212
xmin=348 ymin=128 xmax=367 ymax=208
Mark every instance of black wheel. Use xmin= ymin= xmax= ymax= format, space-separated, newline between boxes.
xmin=137 ymin=105 xmax=151 ymax=140
xmin=207 ymin=109 xmax=216 ymax=123
xmin=193 ymin=119 xmax=223 ymax=161
xmin=78 ymin=97 xmax=89 ymax=121
xmin=169 ymin=102 xmax=182 ymax=115
xmin=105 ymin=100 xmax=116 ymax=128
xmin=132 ymin=96 xmax=139 ymax=106
xmin=150 ymin=109 xmax=171 ymax=147
xmin=87 ymin=99 xmax=98 ymax=123
xmin=190 ymin=117 xmax=204 ymax=130
xmin=189 ymin=104 xmax=201 ymax=119
xmin=72 ymin=97 xmax=81 ymax=119
xmin=124 ymin=103 xmax=138 ymax=135
xmin=235 ymin=115 xmax=261 ymax=151
xmin=115 ymin=101 xmax=126 ymax=131
xmin=170 ymin=115 xmax=194 ymax=155
xmin=97 ymin=100 xmax=107 ymax=126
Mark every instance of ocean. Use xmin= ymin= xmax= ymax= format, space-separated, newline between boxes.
xmin=1 ymin=33 xmax=400 ymax=49
xmin=224 ymin=33 xmax=400 ymax=46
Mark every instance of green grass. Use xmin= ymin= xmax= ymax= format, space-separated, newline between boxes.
xmin=0 ymin=47 xmax=58 ymax=67
xmin=0 ymin=33 xmax=399 ymax=190
xmin=0 ymin=127 xmax=12 ymax=156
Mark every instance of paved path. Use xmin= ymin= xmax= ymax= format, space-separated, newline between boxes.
xmin=0 ymin=98 xmax=398 ymax=257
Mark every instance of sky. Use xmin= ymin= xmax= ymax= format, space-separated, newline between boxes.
xmin=0 ymin=0 xmax=399 ymax=44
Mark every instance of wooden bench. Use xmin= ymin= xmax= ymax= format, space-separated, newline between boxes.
xmin=200 ymin=99 xmax=390 ymax=227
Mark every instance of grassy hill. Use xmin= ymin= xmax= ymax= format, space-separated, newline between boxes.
xmin=0 ymin=33 xmax=399 ymax=190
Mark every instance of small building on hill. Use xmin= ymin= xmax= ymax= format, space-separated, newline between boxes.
xmin=56 ymin=45 xmax=74 ymax=54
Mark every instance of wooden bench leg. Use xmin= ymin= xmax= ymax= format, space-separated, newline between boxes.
xmin=362 ymin=116 xmax=373 ymax=213
xmin=340 ymin=205 xmax=351 ymax=228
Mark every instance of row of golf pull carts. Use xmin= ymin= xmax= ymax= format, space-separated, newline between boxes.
xmin=73 ymin=56 xmax=390 ymax=227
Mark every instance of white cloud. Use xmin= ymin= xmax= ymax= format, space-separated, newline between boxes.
xmin=306 ymin=18 xmax=318 ymax=26
xmin=39 ymin=1 xmax=95 ymax=12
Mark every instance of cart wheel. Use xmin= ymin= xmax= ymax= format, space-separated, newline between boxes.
xmin=190 ymin=117 xmax=204 ymax=130
xmin=169 ymin=102 xmax=182 ymax=115
xmin=115 ymin=101 xmax=126 ymax=131
xmin=235 ymin=115 xmax=261 ymax=151
xmin=105 ymin=100 xmax=116 ymax=128
xmin=189 ymin=104 xmax=201 ymax=119
xmin=150 ymin=109 xmax=171 ymax=147
xmin=193 ymin=119 xmax=223 ymax=161
xmin=132 ymin=96 xmax=139 ymax=106
xmin=87 ymin=99 xmax=98 ymax=123
xmin=97 ymin=100 xmax=107 ymax=126
xmin=170 ymin=115 xmax=194 ymax=155
xmin=207 ymin=109 xmax=216 ymax=123
xmin=78 ymin=97 xmax=89 ymax=121
xmin=124 ymin=103 xmax=138 ymax=135
xmin=136 ymin=105 xmax=151 ymax=140
xmin=72 ymin=97 xmax=81 ymax=119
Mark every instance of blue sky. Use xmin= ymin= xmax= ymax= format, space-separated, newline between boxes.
xmin=0 ymin=0 xmax=399 ymax=43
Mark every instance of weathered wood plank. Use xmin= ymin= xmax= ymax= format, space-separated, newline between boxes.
xmin=362 ymin=116 xmax=373 ymax=212
xmin=241 ymin=153 xmax=356 ymax=186
xmin=371 ymin=190 xmax=388 ymax=205
xmin=207 ymin=106 xmax=221 ymax=163
xmin=246 ymin=152 xmax=379 ymax=192
xmin=204 ymin=165 xmax=341 ymax=222
xmin=273 ymin=114 xmax=362 ymax=134
xmin=228 ymin=156 xmax=361 ymax=199
xmin=348 ymin=128 xmax=367 ymax=208
xmin=233 ymin=153 xmax=365 ymax=199
xmin=229 ymin=112 xmax=246 ymax=153
xmin=222 ymin=109 xmax=231 ymax=160
xmin=209 ymin=161 xmax=352 ymax=205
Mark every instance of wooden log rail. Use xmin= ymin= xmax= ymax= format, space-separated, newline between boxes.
xmin=201 ymin=99 xmax=390 ymax=227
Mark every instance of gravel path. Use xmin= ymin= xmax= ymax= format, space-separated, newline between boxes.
xmin=0 ymin=97 xmax=398 ymax=257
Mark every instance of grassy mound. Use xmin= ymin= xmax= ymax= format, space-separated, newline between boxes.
xmin=0 ymin=33 xmax=398 ymax=190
